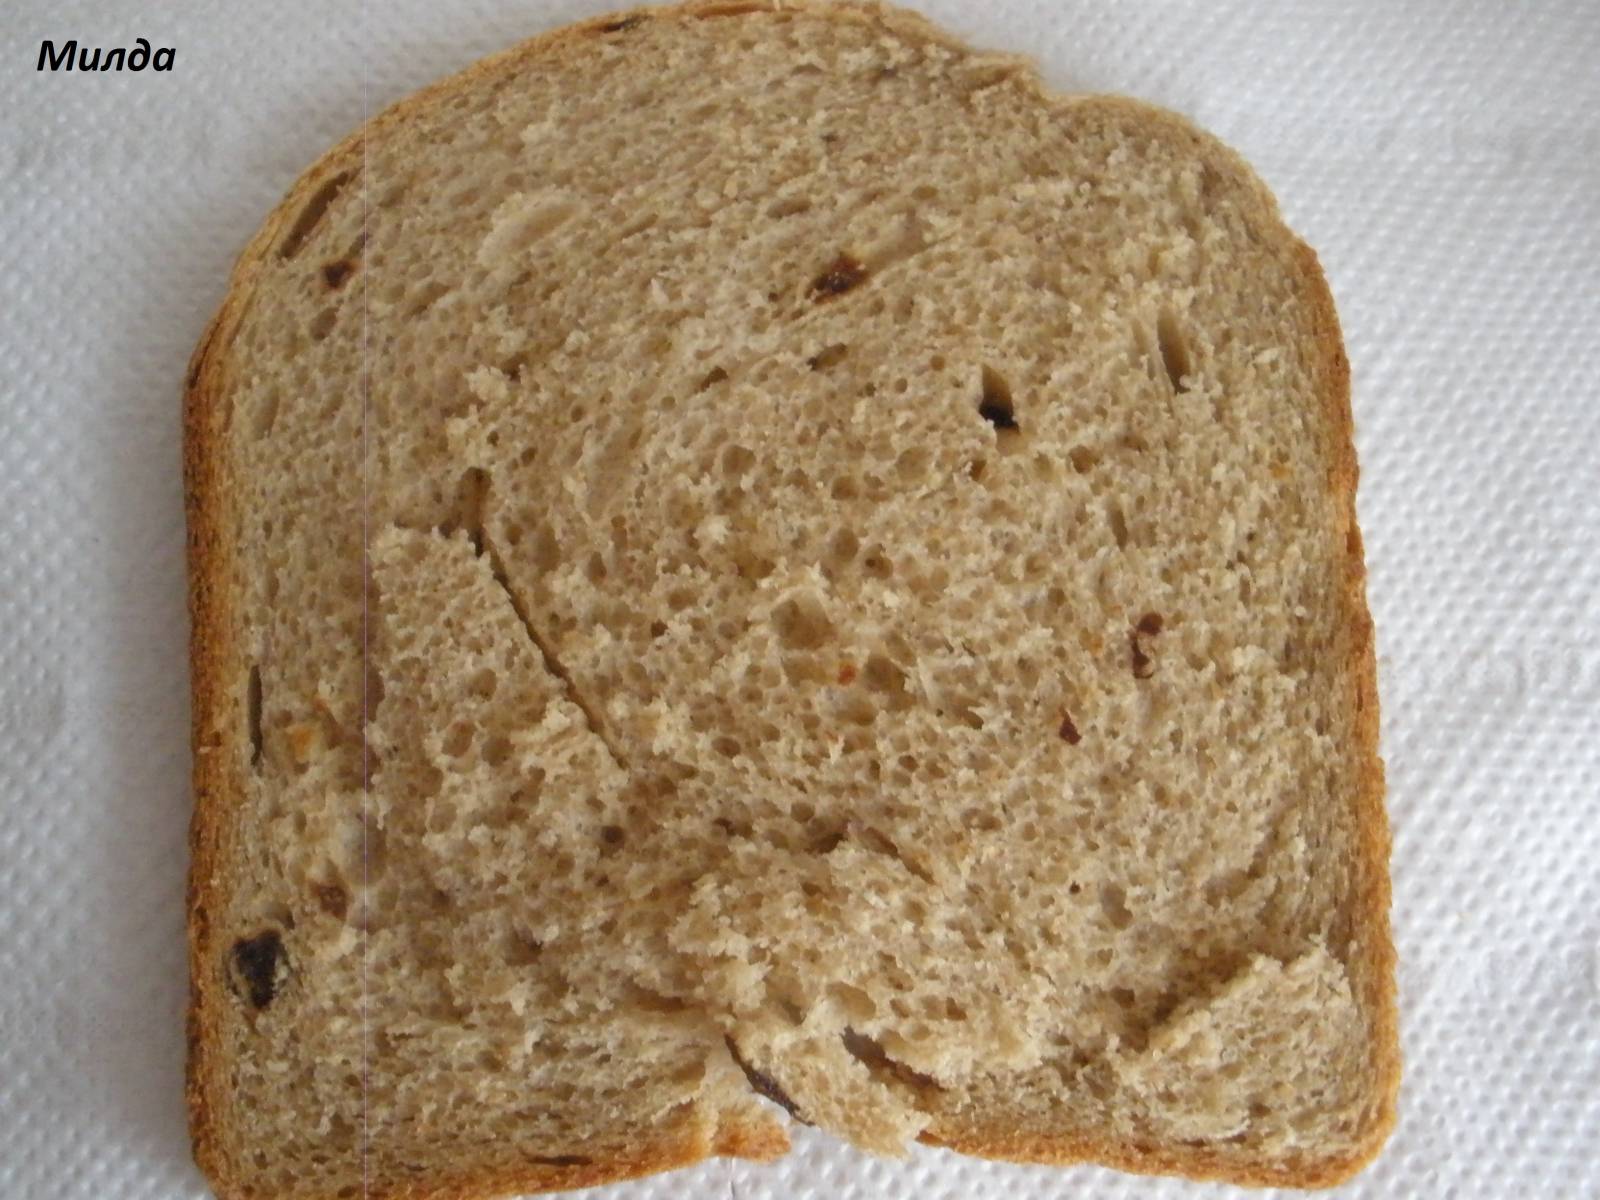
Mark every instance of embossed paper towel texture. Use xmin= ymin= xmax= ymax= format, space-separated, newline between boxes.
xmin=0 ymin=1 xmax=1595 ymax=1198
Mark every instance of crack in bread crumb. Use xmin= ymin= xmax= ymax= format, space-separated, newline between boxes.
xmin=277 ymin=170 xmax=355 ymax=261
xmin=725 ymin=1036 xmax=809 ymax=1124
xmin=476 ymin=513 xmax=629 ymax=774
xmin=840 ymin=1028 xmax=943 ymax=1099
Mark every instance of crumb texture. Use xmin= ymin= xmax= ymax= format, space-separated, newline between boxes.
xmin=190 ymin=2 xmax=1393 ymax=1196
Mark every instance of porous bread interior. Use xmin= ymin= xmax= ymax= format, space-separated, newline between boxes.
xmin=196 ymin=3 xmax=1392 ymax=1195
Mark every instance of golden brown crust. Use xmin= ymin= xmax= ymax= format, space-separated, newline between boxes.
xmin=183 ymin=148 xmax=332 ymax=1196
xmin=920 ymin=1122 xmax=1383 ymax=1191
xmin=1289 ymin=228 xmax=1402 ymax=1178
xmin=184 ymin=304 xmax=228 ymax=1191
xmin=327 ymin=1124 xmax=789 ymax=1200
xmin=184 ymin=1 xmax=1397 ymax=1195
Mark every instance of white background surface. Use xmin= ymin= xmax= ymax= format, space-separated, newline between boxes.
xmin=1 ymin=1 xmax=1597 ymax=1197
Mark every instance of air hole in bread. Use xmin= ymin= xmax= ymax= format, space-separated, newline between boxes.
xmin=308 ymin=308 xmax=336 ymax=342
xmin=1130 ymin=612 xmax=1162 ymax=679
xmin=375 ymin=178 xmax=407 ymax=210
xmin=483 ymin=733 xmax=511 ymax=768
xmin=615 ymin=211 xmax=657 ymax=242
xmin=829 ymin=982 xmax=877 ymax=1022
xmin=1069 ymin=445 xmax=1098 ymax=474
xmin=894 ymin=446 xmax=930 ymax=480
xmin=721 ymin=444 xmax=756 ymax=479
xmin=467 ymin=667 xmax=497 ymax=701
xmin=826 ymin=528 xmax=859 ymax=571
xmin=977 ymin=364 xmax=1018 ymax=433
xmin=529 ymin=523 xmax=560 ymax=575
xmin=311 ymin=872 xmax=349 ymax=920
xmin=696 ymin=365 xmax=729 ymax=391
xmin=278 ymin=170 xmax=353 ymax=259
xmin=505 ymin=927 xmax=544 ymax=965
xmin=499 ymin=352 xmax=527 ymax=383
xmin=439 ymin=467 xmax=488 ymax=555
xmin=428 ymin=798 xmax=458 ymax=834
xmin=405 ymin=281 xmax=452 ymax=318
xmin=246 ymin=665 xmax=264 ymax=769
xmin=1100 ymin=884 xmax=1134 ymax=929
xmin=860 ymin=548 xmax=893 ymax=579
xmin=768 ymin=195 xmax=813 ymax=219
xmin=861 ymin=654 xmax=911 ymax=708
xmin=250 ymin=387 xmax=280 ymax=440
xmin=321 ymin=259 xmax=355 ymax=290
xmin=599 ymin=13 xmax=646 ymax=33
xmin=951 ymin=702 xmax=984 ymax=731
xmin=1107 ymin=498 xmax=1129 ymax=549
xmin=1156 ymin=309 xmax=1192 ymax=392
xmin=807 ymin=342 xmax=849 ymax=371
xmin=443 ymin=721 xmax=474 ymax=758
xmin=772 ymin=594 xmax=833 ymax=650
xmin=858 ymin=825 xmax=933 ymax=880
xmin=837 ymin=692 xmax=877 ymax=726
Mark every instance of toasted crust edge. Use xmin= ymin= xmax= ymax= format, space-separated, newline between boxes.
xmin=183 ymin=2 xmax=1398 ymax=1196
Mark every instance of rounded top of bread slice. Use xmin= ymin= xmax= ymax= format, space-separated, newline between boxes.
xmin=186 ymin=3 xmax=1395 ymax=1196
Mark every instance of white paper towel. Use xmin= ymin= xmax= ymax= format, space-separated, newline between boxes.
xmin=1 ymin=1 xmax=1596 ymax=1197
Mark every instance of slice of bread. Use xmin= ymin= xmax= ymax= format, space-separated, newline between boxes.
xmin=184 ymin=2 xmax=1398 ymax=1196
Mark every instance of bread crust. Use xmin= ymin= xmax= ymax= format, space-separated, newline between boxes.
xmin=184 ymin=2 xmax=1398 ymax=1195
